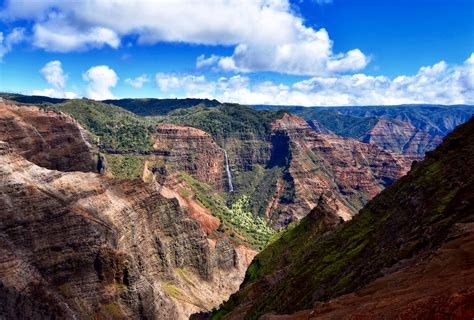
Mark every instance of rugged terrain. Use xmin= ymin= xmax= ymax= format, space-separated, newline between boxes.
xmin=267 ymin=113 xmax=410 ymax=227
xmin=254 ymin=104 xmax=474 ymax=158
xmin=215 ymin=115 xmax=474 ymax=319
xmin=0 ymin=102 xmax=97 ymax=172
xmin=0 ymin=99 xmax=415 ymax=231
xmin=0 ymin=101 xmax=255 ymax=319
xmin=360 ymin=118 xmax=442 ymax=160
xmin=0 ymin=96 xmax=473 ymax=319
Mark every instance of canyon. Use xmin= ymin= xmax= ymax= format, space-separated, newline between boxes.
xmin=0 ymin=96 xmax=472 ymax=319
xmin=0 ymin=101 xmax=254 ymax=319
xmin=215 ymin=115 xmax=474 ymax=319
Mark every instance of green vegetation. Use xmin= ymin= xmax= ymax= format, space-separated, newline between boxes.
xmin=179 ymin=173 xmax=275 ymax=250
xmin=214 ymin=117 xmax=474 ymax=319
xmin=293 ymin=109 xmax=378 ymax=138
xmin=163 ymin=104 xmax=288 ymax=217
xmin=163 ymin=104 xmax=284 ymax=141
xmin=163 ymin=283 xmax=182 ymax=298
xmin=104 ymin=154 xmax=146 ymax=179
xmin=103 ymin=98 xmax=221 ymax=116
xmin=44 ymin=99 xmax=156 ymax=150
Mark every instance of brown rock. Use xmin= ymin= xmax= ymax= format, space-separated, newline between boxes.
xmin=0 ymin=101 xmax=97 ymax=172
xmin=0 ymin=145 xmax=254 ymax=319
xmin=268 ymin=113 xmax=411 ymax=227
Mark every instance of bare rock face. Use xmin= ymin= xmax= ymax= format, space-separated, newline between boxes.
xmin=0 ymin=101 xmax=97 ymax=172
xmin=268 ymin=114 xmax=411 ymax=227
xmin=362 ymin=118 xmax=443 ymax=160
xmin=150 ymin=124 xmax=225 ymax=190
xmin=0 ymin=144 xmax=254 ymax=319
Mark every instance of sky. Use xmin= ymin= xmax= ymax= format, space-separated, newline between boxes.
xmin=0 ymin=0 xmax=473 ymax=106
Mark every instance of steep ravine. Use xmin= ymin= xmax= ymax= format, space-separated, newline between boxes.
xmin=0 ymin=102 xmax=256 ymax=319
xmin=214 ymin=116 xmax=474 ymax=319
xmin=0 ymin=140 xmax=255 ymax=319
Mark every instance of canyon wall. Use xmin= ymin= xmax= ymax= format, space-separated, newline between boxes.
xmin=0 ymin=103 xmax=255 ymax=319
xmin=267 ymin=114 xmax=411 ymax=227
xmin=0 ymin=102 xmax=97 ymax=172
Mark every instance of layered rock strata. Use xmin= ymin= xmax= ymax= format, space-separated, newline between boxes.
xmin=0 ymin=101 xmax=97 ymax=172
xmin=267 ymin=113 xmax=411 ymax=227
xmin=0 ymin=142 xmax=254 ymax=319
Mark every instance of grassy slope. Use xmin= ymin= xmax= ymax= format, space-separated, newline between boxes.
xmin=162 ymin=104 xmax=284 ymax=141
xmin=215 ymin=116 xmax=474 ymax=319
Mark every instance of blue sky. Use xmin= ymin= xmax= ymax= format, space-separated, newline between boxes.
xmin=0 ymin=0 xmax=473 ymax=105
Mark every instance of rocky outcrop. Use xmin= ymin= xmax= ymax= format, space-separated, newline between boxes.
xmin=150 ymin=124 xmax=226 ymax=190
xmin=215 ymin=116 xmax=474 ymax=319
xmin=267 ymin=113 xmax=411 ymax=227
xmin=361 ymin=118 xmax=442 ymax=159
xmin=0 ymin=101 xmax=97 ymax=172
xmin=0 ymin=142 xmax=255 ymax=319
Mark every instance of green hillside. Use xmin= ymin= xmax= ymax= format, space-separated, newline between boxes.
xmin=214 ymin=116 xmax=474 ymax=319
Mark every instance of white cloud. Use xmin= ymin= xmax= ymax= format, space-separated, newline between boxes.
xmin=0 ymin=0 xmax=367 ymax=75
xmin=83 ymin=65 xmax=119 ymax=100
xmin=125 ymin=74 xmax=150 ymax=88
xmin=33 ymin=15 xmax=120 ymax=52
xmin=32 ymin=60 xmax=78 ymax=99
xmin=155 ymin=54 xmax=474 ymax=106
xmin=327 ymin=49 xmax=370 ymax=73
xmin=40 ymin=60 xmax=67 ymax=89
xmin=31 ymin=88 xmax=78 ymax=99
xmin=0 ymin=27 xmax=25 ymax=61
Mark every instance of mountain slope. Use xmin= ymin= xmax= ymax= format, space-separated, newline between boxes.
xmin=267 ymin=113 xmax=410 ymax=227
xmin=253 ymin=104 xmax=474 ymax=158
xmin=0 ymin=102 xmax=97 ymax=172
xmin=215 ymin=116 xmax=474 ymax=319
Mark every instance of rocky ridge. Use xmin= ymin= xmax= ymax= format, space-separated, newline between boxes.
xmin=215 ymin=115 xmax=474 ymax=319
xmin=361 ymin=118 xmax=443 ymax=160
xmin=0 ymin=102 xmax=97 ymax=172
xmin=267 ymin=113 xmax=411 ymax=227
xmin=149 ymin=124 xmax=226 ymax=190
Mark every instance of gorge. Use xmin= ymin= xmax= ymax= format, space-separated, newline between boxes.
xmin=0 ymin=95 xmax=473 ymax=319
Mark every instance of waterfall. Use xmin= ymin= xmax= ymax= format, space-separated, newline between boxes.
xmin=223 ymin=149 xmax=234 ymax=192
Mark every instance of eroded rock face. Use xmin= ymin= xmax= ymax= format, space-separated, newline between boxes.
xmin=362 ymin=118 xmax=443 ymax=160
xmin=150 ymin=124 xmax=226 ymax=190
xmin=268 ymin=114 xmax=411 ymax=227
xmin=0 ymin=144 xmax=254 ymax=319
xmin=0 ymin=101 xmax=97 ymax=172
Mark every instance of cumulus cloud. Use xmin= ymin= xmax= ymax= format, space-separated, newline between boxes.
xmin=32 ymin=60 xmax=78 ymax=98
xmin=0 ymin=27 xmax=25 ymax=61
xmin=83 ymin=65 xmax=119 ymax=100
xmin=125 ymin=75 xmax=150 ymax=88
xmin=40 ymin=60 xmax=67 ymax=89
xmin=0 ymin=0 xmax=367 ymax=75
xmin=155 ymin=54 xmax=474 ymax=106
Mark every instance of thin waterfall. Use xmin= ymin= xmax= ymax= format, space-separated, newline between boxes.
xmin=223 ymin=149 xmax=234 ymax=192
